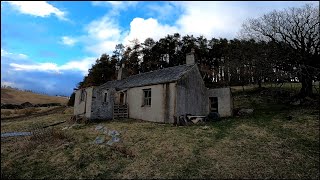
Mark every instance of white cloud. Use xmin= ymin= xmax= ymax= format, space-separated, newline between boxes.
xmin=124 ymin=18 xmax=179 ymax=44
xmin=173 ymin=2 xmax=248 ymax=39
xmin=124 ymin=1 xmax=319 ymax=43
xmin=9 ymin=57 xmax=96 ymax=75
xmin=10 ymin=62 xmax=60 ymax=73
xmin=92 ymin=1 xmax=138 ymax=8
xmin=5 ymin=1 xmax=67 ymax=20
xmin=87 ymin=2 xmax=242 ymax=47
xmin=64 ymin=1 xmax=319 ymax=57
xmin=61 ymin=36 xmax=77 ymax=46
xmin=67 ymin=1 xmax=145 ymax=55
xmin=86 ymin=16 xmax=121 ymax=41
xmin=59 ymin=57 xmax=97 ymax=75
xmin=117 ymin=2 xmax=248 ymax=45
xmin=173 ymin=1 xmax=318 ymax=39
xmin=1 ymin=49 xmax=28 ymax=60
xmin=81 ymin=15 xmax=123 ymax=55
xmin=59 ymin=15 xmax=122 ymax=56
xmin=80 ymin=16 xmax=179 ymax=56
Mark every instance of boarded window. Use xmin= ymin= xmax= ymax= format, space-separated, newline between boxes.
xmin=209 ymin=97 xmax=218 ymax=113
xmin=143 ymin=89 xmax=151 ymax=106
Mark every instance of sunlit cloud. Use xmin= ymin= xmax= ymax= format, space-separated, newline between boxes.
xmin=4 ymin=1 xmax=68 ymax=20
xmin=9 ymin=57 xmax=96 ymax=75
xmin=1 ymin=49 xmax=28 ymax=60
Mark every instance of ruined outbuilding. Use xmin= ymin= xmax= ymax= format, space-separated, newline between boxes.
xmin=74 ymin=51 xmax=233 ymax=123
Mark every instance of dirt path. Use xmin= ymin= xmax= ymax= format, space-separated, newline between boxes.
xmin=1 ymin=106 xmax=68 ymax=122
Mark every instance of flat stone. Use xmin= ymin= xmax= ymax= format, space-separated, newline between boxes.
xmin=1 ymin=132 xmax=32 ymax=137
xmin=108 ymin=130 xmax=120 ymax=136
xmin=94 ymin=136 xmax=105 ymax=144
xmin=202 ymin=126 xmax=209 ymax=130
xmin=238 ymin=109 xmax=254 ymax=114
xmin=95 ymin=125 xmax=104 ymax=131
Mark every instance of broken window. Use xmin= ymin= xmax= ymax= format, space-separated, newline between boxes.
xmin=209 ymin=97 xmax=218 ymax=113
xmin=103 ymin=92 xmax=108 ymax=102
xmin=143 ymin=89 xmax=151 ymax=106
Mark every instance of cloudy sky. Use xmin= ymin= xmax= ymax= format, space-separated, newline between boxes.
xmin=1 ymin=1 xmax=316 ymax=96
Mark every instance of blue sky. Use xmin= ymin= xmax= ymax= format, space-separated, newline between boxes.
xmin=1 ymin=1 xmax=317 ymax=96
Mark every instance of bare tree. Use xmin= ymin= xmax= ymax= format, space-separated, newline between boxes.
xmin=240 ymin=4 xmax=320 ymax=97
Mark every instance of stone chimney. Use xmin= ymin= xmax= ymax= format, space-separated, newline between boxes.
xmin=186 ymin=48 xmax=195 ymax=65
xmin=117 ymin=63 xmax=128 ymax=80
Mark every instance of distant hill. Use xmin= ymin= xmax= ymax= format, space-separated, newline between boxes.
xmin=1 ymin=88 xmax=68 ymax=105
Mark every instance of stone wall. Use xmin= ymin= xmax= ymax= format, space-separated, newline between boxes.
xmin=73 ymin=87 xmax=93 ymax=118
xmin=90 ymin=87 xmax=116 ymax=120
xmin=126 ymin=83 xmax=176 ymax=123
xmin=207 ymin=87 xmax=233 ymax=117
xmin=176 ymin=66 xmax=208 ymax=116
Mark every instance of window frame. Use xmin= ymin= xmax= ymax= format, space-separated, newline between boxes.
xmin=103 ymin=92 xmax=108 ymax=103
xmin=142 ymin=88 xmax=151 ymax=106
xmin=209 ymin=97 xmax=218 ymax=113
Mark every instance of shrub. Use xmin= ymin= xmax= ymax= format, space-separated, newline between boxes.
xmin=21 ymin=107 xmax=40 ymax=116
xmin=2 ymin=111 xmax=12 ymax=116
xmin=13 ymin=109 xmax=22 ymax=115
xmin=28 ymin=126 xmax=71 ymax=144
xmin=24 ymin=109 xmax=33 ymax=116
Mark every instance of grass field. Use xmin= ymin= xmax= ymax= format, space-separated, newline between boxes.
xmin=1 ymin=107 xmax=62 ymax=118
xmin=231 ymin=82 xmax=319 ymax=94
xmin=1 ymin=88 xmax=319 ymax=179
xmin=1 ymin=88 xmax=68 ymax=105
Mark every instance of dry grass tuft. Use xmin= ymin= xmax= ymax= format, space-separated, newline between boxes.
xmin=30 ymin=127 xmax=70 ymax=142
xmin=12 ymin=127 xmax=72 ymax=152
xmin=62 ymin=108 xmax=73 ymax=114
xmin=1 ymin=110 xmax=12 ymax=116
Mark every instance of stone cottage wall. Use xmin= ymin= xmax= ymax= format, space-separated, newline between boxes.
xmin=126 ymin=83 xmax=176 ymax=123
xmin=90 ymin=87 xmax=116 ymax=120
xmin=176 ymin=66 xmax=208 ymax=116
xmin=73 ymin=87 xmax=93 ymax=118
xmin=207 ymin=87 xmax=233 ymax=117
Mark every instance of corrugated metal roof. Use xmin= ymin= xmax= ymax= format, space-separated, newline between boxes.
xmin=100 ymin=64 xmax=195 ymax=90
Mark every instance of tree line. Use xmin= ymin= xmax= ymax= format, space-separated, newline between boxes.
xmin=76 ymin=4 xmax=319 ymax=97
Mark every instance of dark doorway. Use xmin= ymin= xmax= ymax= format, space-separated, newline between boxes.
xmin=120 ymin=92 xmax=124 ymax=104
xmin=209 ymin=97 xmax=218 ymax=113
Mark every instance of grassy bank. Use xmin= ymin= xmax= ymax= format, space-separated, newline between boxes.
xmin=1 ymin=88 xmax=68 ymax=105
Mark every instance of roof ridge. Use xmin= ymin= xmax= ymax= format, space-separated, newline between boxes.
xmin=99 ymin=63 xmax=197 ymax=89
xmin=124 ymin=63 xmax=194 ymax=79
xmin=176 ymin=64 xmax=197 ymax=80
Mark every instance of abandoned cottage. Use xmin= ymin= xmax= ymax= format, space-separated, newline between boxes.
xmin=73 ymin=51 xmax=233 ymax=123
